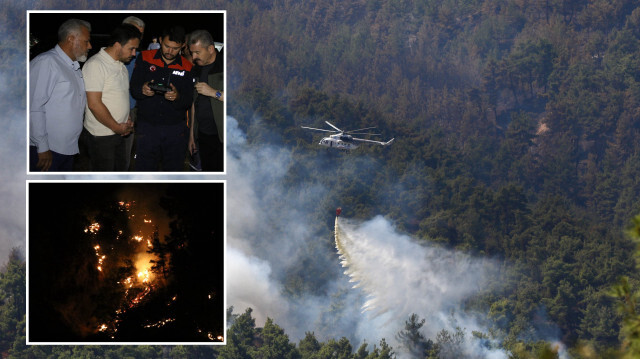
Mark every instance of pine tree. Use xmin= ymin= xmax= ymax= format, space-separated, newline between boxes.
xmin=396 ymin=313 xmax=433 ymax=358
xmin=0 ymin=248 xmax=25 ymax=356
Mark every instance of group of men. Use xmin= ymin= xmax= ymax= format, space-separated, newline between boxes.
xmin=29 ymin=16 xmax=224 ymax=172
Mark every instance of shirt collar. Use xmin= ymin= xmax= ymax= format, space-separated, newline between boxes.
xmin=54 ymin=44 xmax=81 ymax=71
xmin=153 ymin=48 xmax=183 ymax=67
xmin=99 ymin=47 xmax=120 ymax=65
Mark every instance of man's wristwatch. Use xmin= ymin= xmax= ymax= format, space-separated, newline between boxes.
xmin=215 ymin=91 xmax=222 ymax=99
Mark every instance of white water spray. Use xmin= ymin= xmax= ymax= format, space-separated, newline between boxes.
xmin=335 ymin=215 xmax=509 ymax=358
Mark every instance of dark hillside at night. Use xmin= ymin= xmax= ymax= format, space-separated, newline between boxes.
xmin=27 ymin=183 xmax=224 ymax=343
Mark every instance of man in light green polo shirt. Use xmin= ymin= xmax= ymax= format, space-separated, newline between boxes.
xmin=82 ymin=24 xmax=141 ymax=171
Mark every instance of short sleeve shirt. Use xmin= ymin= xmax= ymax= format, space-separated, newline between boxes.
xmin=82 ymin=48 xmax=130 ymax=136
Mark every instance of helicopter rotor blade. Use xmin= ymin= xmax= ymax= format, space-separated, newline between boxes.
xmin=325 ymin=121 xmax=343 ymax=132
xmin=301 ymin=126 xmax=339 ymax=133
xmin=345 ymin=126 xmax=378 ymax=134
xmin=347 ymin=132 xmax=381 ymax=136
xmin=352 ymin=136 xmax=395 ymax=146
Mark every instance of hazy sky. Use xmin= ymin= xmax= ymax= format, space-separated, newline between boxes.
xmin=0 ymin=1 xmax=29 ymax=265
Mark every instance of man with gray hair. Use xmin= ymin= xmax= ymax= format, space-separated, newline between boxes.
xmin=122 ymin=16 xmax=145 ymax=32
xmin=29 ymin=18 xmax=92 ymax=171
xmin=188 ymin=29 xmax=224 ymax=171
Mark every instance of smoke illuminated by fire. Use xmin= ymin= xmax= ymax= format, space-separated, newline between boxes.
xmin=138 ymin=270 xmax=150 ymax=283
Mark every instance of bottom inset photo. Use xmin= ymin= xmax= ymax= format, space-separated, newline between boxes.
xmin=27 ymin=181 xmax=225 ymax=345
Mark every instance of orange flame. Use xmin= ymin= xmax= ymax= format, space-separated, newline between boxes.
xmin=85 ymin=222 xmax=100 ymax=233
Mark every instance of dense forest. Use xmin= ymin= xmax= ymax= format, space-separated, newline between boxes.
xmin=4 ymin=0 xmax=640 ymax=357
xmin=226 ymin=0 xmax=640 ymax=355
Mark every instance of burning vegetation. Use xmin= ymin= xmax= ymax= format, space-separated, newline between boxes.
xmin=29 ymin=183 xmax=225 ymax=343
xmin=84 ymin=200 xmax=171 ymax=339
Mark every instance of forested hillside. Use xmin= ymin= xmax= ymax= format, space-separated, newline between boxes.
xmin=5 ymin=0 xmax=640 ymax=358
xmin=227 ymin=0 xmax=640 ymax=352
xmin=227 ymin=1 xmax=640 ymax=357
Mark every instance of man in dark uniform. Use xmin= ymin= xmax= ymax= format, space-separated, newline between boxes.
xmin=187 ymin=30 xmax=224 ymax=172
xmin=130 ymin=26 xmax=193 ymax=171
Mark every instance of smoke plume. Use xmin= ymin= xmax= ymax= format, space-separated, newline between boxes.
xmin=224 ymin=117 xmax=510 ymax=357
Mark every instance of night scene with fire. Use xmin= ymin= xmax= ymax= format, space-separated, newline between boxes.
xmin=27 ymin=182 xmax=224 ymax=343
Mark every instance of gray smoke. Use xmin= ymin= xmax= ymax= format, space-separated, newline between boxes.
xmin=0 ymin=88 xmax=27 ymax=266
xmin=224 ymin=117 xmax=511 ymax=358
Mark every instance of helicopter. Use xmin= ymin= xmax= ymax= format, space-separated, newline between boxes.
xmin=301 ymin=121 xmax=394 ymax=151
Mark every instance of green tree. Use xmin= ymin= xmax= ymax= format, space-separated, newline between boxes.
xmin=257 ymin=318 xmax=301 ymax=359
xmin=0 ymin=248 xmax=25 ymax=357
xmin=316 ymin=337 xmax=353 ymax=359
xmin=611 ymin=215 xmax=640 ymax=358
xmin=299 ymin=332 xmax=322 ymax=358
xmin=432 ymin=326 xmax=466 ymax=359
xmin=396 ymin=313 xmax=433 ymax=358
xmin=218 ymin=308 xmax=257 ymax=359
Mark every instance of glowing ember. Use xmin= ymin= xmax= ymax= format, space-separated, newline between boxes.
xmin=129 ymin=286 xmax=151 ymax=307
xmin=93 ymin=245 xmax=106 ymax=272
xmin=143 ymin=318 xmax=175 ymax=328
xmin=98 ymin=324 xmax=108 ymax=332
xmin=123 ymin=276 xmax=134 ymax=288
xmin=207 ymin=333 xmax=223 ymax=341
xmin=85 ymin=222 xmax=100 ymax=233
xmin=118 ymin=201 xmax=134 ymax=211
xmin=147 ymin=239 xmax=153 ymax=248
xmin=144 ymin=219 xmax=152 ymax=223
xmin=133 ymin=235 xmax=143 ymax=242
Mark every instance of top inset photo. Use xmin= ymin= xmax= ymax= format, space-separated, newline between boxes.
xmin=27 ymin=11 xmax=226 ymax=174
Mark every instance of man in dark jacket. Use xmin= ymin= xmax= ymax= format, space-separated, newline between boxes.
xmin=188 ymin=30 xmax=224 ymax=172
xmin=130 ymin=26 xmax=193 ymax=171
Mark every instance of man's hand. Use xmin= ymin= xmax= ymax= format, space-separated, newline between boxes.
xmin=113 ymin=120 xmax=134 ymax=136
xmin=164 ymin=83 xmax=179 ymax=101
xmin=142 ymin=81 xmax=155 ymax=97
xmin=194 ymin=81 xmax=217 ymax=98
xmin=188 ymin=132 xmax=197 ymax=155
xmin=37 ymin=150 xmax=53 ymax=171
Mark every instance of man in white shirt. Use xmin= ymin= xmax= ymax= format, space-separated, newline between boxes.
xmin=121 ymin=16 xmax=145 ymax=171
xmin=29 ymin=18 xmax=92 ymax=172
xmin=82 ymin=24 xmax=141 ymax=171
